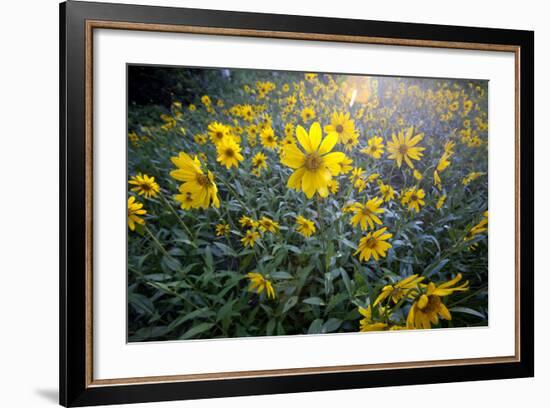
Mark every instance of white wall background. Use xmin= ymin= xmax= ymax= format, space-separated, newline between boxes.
xmin=0 ymin=0 xmax=543 ymax=407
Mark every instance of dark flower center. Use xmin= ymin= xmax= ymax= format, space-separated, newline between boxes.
xmin=399 ymin=144 xmax=409 ymax=155
xmin=336 ymin=124 xmax=344 ymax=133
xmin=305 ymin=153 xmax=322 ymax=170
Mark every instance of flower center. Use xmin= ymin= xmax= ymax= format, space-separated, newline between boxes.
xmin=398 ymin=144 xmax=409 ymax=155
xmin=410 ymin=194 xmax=418 ymax=202
xmin=335 ymin=124 xmax=344 ymax=133
xmin=304 ymin=153 xmax=323 ymax=170
xmin=366 ymin=237 xmax=377 ymax=248
xmin=225 ymin=148 xmax=235 ymax=158
xmin=361 ymin=207 xmax=372 ymax=216
xmin=216 ymin=131 xmax=223 ymax=139
xmin=141 ymin=183 xmax=152 ymax=191
xmin=196 ymin=174 xmax=210 ymax=187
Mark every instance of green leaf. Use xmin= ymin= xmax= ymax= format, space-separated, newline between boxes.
xmin=322 ymin=318 xmax=342 ymax=333
xmin=449 ymin=307 xmax=486 ymax=319
xmin=179 ymin=322 xmax=215 ymax=340
xmin=303 ymin=297 xmax=325 ymax=306
xmin=307 ymin=319 xmax=323 ymax=334
xmin=282 ymin=296 xmax=298 ymax=314
xmin=271 ymin=271 xmax=293 ymax=280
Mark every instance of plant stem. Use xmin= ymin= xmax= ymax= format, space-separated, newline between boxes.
xmin=158 ymin=190 xmax=194 ymax=239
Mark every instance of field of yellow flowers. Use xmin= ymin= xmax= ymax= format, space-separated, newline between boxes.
xmin=127 ymin=67 xmax=488 ymax=341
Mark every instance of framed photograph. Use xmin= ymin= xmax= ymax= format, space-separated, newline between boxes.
xmin=60 ymin=1 xmax=534 ymax=406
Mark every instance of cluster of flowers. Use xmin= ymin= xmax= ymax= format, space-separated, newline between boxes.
xmin=127 ymin=71 xmax=488 ymax=332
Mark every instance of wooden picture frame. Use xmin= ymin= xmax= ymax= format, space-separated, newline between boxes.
xmin=60 ymin=1 xmax=534 ymax=406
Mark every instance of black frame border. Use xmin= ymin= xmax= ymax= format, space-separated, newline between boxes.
xmin=60 ymin=1 xmax=534 ymax=406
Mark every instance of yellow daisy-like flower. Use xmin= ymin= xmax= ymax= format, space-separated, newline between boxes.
xmin=305 ymin=73 xmax=318 ymax=81
xmin=349 ymin=167 xmax=364 ymax=189
xmin=324 ymin=112 xmax=356 ymax=144
xmin=361 ymin=136 xmax=385 ymax=159
xmin=358 ymin=306 xmax=388 ymax=332
xmin=170 ymin=152 xmax=220 ymax=209
xmin=215 ymin=223 xmax=230 ymax=236
xmin=341 ymin=131 xmax=359 ymax=152
xmin=252 ymin=152 xmax=268 ymax=170
xmin=241 ymin=229 xmax=260 ymax=247
xmin=284 ymin=122 xmax=295 ymax=138
xmin=246 ymin=272 xmax=275 ymax=299
xmin=337 ymin=156 xmax=353 ymax=174
xmin=465 ymin=211 xmax=488 ymax=241
xmin=239 ymin=216 xmax=258 ymax=229
xmin=258 ymin=217 xmax=280 ymax=233
xmin=128 ymin=173 xmax=160 ymax=199
xmin=194 ymin=133 xmax=207 ymax=145
xmin=188 ymin=104 xmax=197 ymax=112
xmin=373 ymin=274 xmax=425 ymax=306
xmin=207 ymin=122 xmax=230 ymax=145
xmin=301 ymin=107 xmax=316 ymax=122
xmin=127 ymin=196 xmax=146 ymax=231
xmin=355 ymin=227 xmax=393 ymax=262
xmin=462 ymin=171 xmax=484 ymax=185
xmin=406 ymin=274 xmax=469 ymax=329
xmin=350 ymin=197 xmax=385 ymax=231
xmin=260 ymin=127 xmax=278 ymax=150
xmin=386 ymin=127 xmax=426 ymax=168
xmin=295 ymin=216 xmax=316 ymax=238
xmin=328 ymin=179 xmax=339 ymax=194
xmin=378 ymin=182 xmax=395 ymax=202
xmin=216 ymin=136 xmax=244 ymax=169
xmin=280 ymin=122 xmax=346 ymax=199
xmin=401 ymin=187 xmax=426 ymax=212
xmin=201 ymin=95 xmax=211 ymax=105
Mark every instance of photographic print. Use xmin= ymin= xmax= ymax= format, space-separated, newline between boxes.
xmin=127 ymin=65 xmax=488 ymax=342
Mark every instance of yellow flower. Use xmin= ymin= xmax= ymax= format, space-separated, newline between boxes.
xmin=215 ymin=223 xmax=230 ymax=236
xmin=373 ymin=275 xmax=425 ymax=306
xmin=241 ymin=229 xmax=260 ymax=247
xmin=341 ymin=131 xmax=359 ymax=152
xmin=324 ymin=112 xmax=356 ymax=144
xmin=280 ymin=122 xmax=346 ymax=199
xmin=465 ymin=211 xmax=488 ymax=241
xmin=350 ymin=197 xmax=385 ymax=231
xmin=284 ymin=122 xmax=295 ymax=138
xmin=216 ymin=136 xmax=244 ymax=169
xmin=296 ymin=216 xmax=316 ymax=238
xmin=413 ymin=169 xmax=423 ymax=180
xmin=436 ymin=194 xmax=447 ymax=209
xmin=378 ymin=182 xmax=395 ymax=202
xmin=188 ymin=104 xmax=197 ymax=112
xmin=337 ymin=156 xmax=353 ymax=174
xmin=170 ymin=152 xmax=220 ymax=209
xmin=127 ymin=196 xmax=146 ymax=231
xmin=349 ymin=167 xmax=364 ymax=188
xmin=361 ymin=136 xmax=385 ymax=158
xmin=194 ymin=133 xmax=207 ymax=145
xmin=305 ymin=73 xmax=318 ymax=81
xmin=128 ymin=173 xmax=160 ymax=199
xmin=252 ymin=152 xmax=268 ymax=170
xmin=201 ymin=95 xmax=211 ymax=105
xmin=239 ymin=216 xmax=258 ymax=229
xmin=355 ymin=227 xmax=393 ymax=262
xmin=258 ymin=217 xmax=280 ymax=233
xmin=407 ymin=274 xmax=469 ymax=329
xmin=328 ymin=179 xmax=339 ymax=194
xmin=260 ymin=127 xmax=278 ymax=149
xmin=386 ymin=127 xmax=425 ymax=168
xmin=462 ymin=171 xmax=484 ymax=185
xmin=246 ymin=272 xmax=275 ymax=299
xmin=401 ymin=187 xmax=425 ymax=212
xmin=358 ymin=306 xmax=388 ymax=332
xmin=300 ymin=106 xmax=316 ymax=122
xmin=207 ymin=122 xmax=230 ymax=145
xmin=176 ymin=191 xmax=194 ymax=210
